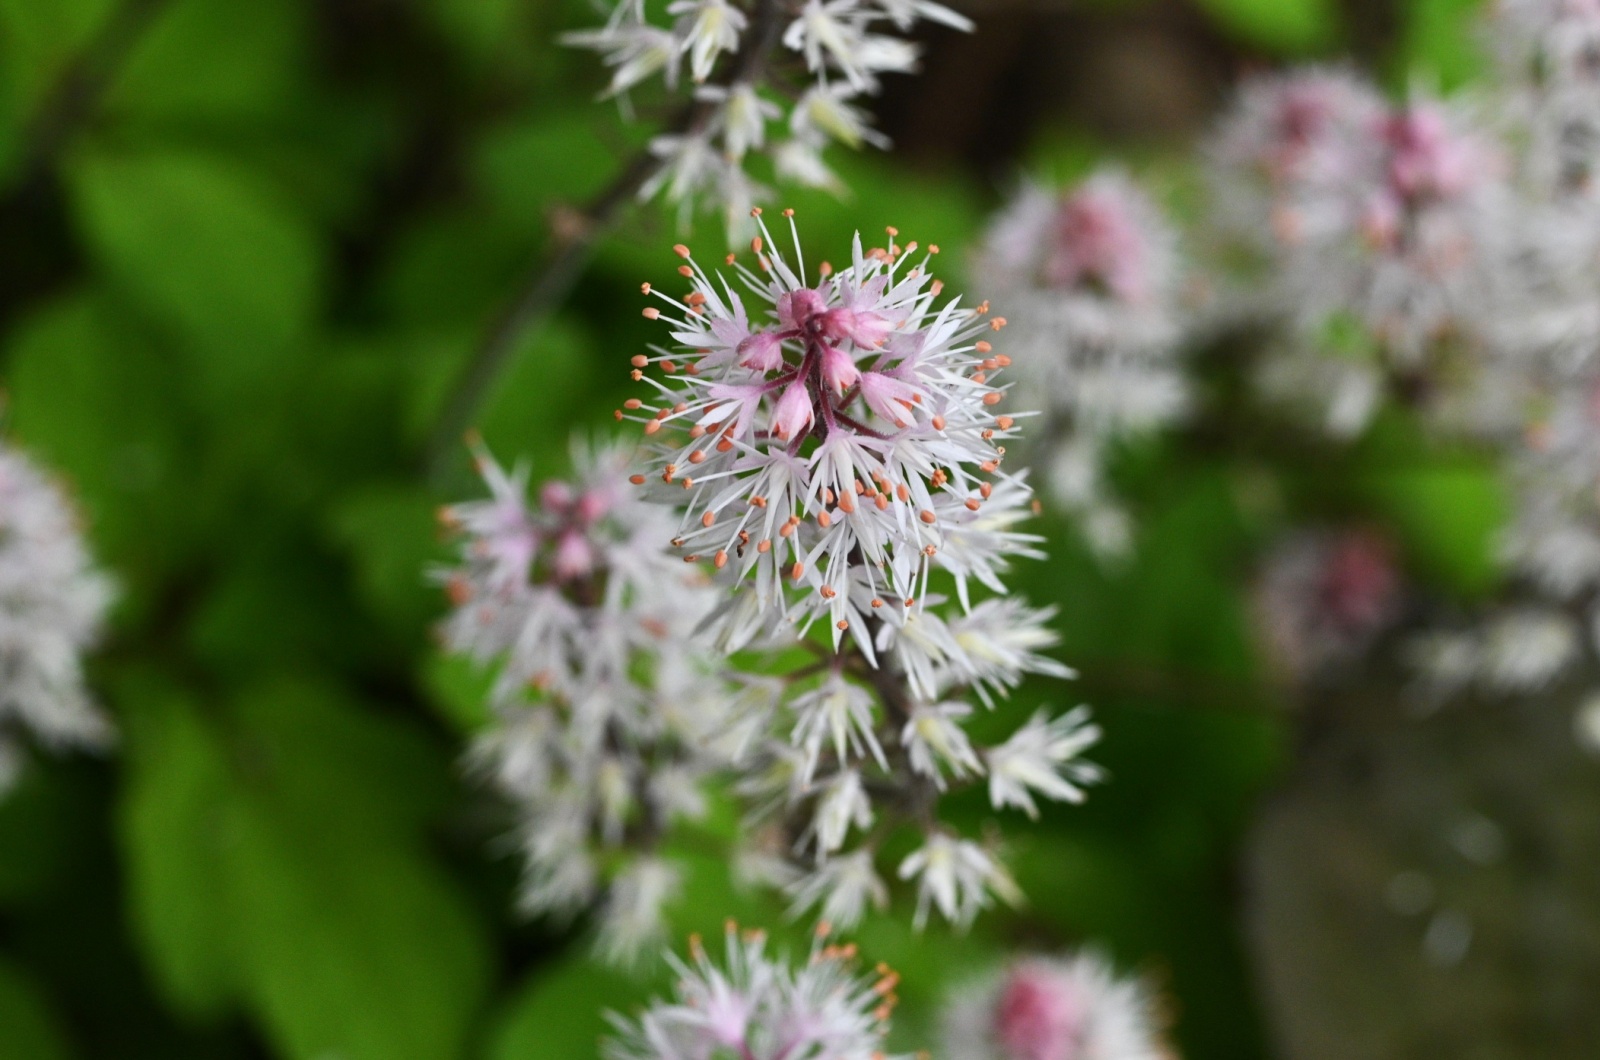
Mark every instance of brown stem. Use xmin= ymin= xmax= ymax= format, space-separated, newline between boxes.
xmin=423 ymin=0 xmax=788 ymax=484
xmin=7 ymin=0 xmax=170 ymax=192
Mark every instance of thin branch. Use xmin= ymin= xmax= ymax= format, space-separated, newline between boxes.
xmin=8 ymin=0 xmax=170 ymax=192
xmin=423 ymin=0 xmax=788 ymax=484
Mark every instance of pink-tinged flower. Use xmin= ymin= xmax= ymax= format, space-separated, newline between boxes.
xmin=551 ymin=529 xmax=598 ymax=581
xmin=942 ymin=952 xmax=1168 ymax=1060
xmin=1254 ymin=528 xmax=1402 ymax=684
xmin=604 ymin=923 xmax=907 ymax=1060
xmin=778 ymin=286 xmax=828 ymax=329
xmin=1383 ymin=103 xmax=1472 ymax=203
xmin=737 ymin=330 xmax=785 ymax=371
xmin=437 ymin=439 xmax=735 ymax=959
xmin=995 ymin=964 xmax=1085 ymax=1060
xmin=1043 ymin=183 xmax=1152 ymax=301
xmin=771 ymin=378 xmax=816 ymax=439
xmin=824 ymin=305 xmax=895 ymax=348
xmin=856 ymin=369 xmax=921 ymax=428
xmin=625 ymin=217 xmax=1021 ymax=650
xmin=974 ymin=169 xmax=1185 ymax=549
xmin=820 ymin=343 xmax=860 ymax=394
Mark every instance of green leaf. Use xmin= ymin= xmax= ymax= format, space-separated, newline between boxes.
xmin=117 ymin=672 xmax=240 ymax=1018
xmin=3 ymin=291 xmax=191 ymax=602
xmin=1401 ymin=0 xmax=1488 ymax=91
xmin=418 ymin=653 xmax=495 ymax=736
xmin=1191 ymin=0 xmax=1339 ymax=54
xmin=474 ymin=109 xmax=625 ymax=231
xmin=0 ymin=0 xmax=116 ymax=134
xmin=103 ymin=0 xmax=305 ymax=124
xmin=217 ymin=681 xmax=489 ymax=1060
xmin=1358 ymin=462 xmax=1506 ymax=597
xmin=325 ymin=484 xmax=444 ymax=641
xmin=0 ymin=958 xmax=73 ymax=1060
xmin=488 ymin=956 xmax=652 ymax=1060
xmin=67 ymin=147 xmax=323 ymax=373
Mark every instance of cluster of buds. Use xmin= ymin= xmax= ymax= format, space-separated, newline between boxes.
xmin=974 ymin=169 xmax=1187 ymax=556
xmin=603 ymin=922 xmax=907 ymax=1060
xmin=0 ymin=441 xmax=114 ymax=794
xmin=565 ymin=0 xmax=972 ymax=238
xmin=940 ymin=951 xmax=1169 ymax=1060
xmin=437 ymin=440 xmax=738 ymax=961
xmin=1207 ymin=70 xmax=1509 ymax=437
xmin=620 ymin=214 xmax=1101 ymax=930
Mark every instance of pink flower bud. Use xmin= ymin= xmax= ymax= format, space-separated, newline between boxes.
xmin=820 ymin=344 xmax=860 ymax=395
xmin=772 ymin=379 xmax=815 ymax=439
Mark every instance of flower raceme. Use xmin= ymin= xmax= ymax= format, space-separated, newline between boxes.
xmin=437 ymin=439 xmax=736 ymax=962
xmin=0 ymin=441 xmax=114 ymax=794
xmin=604 ymin=922 xmax=908 ymax=1060
xmin=974 ymin=170 xmax=1186 ymax=556
xmin=941 ymin=952 xmax=1169 ymax=1060
xmin=613 ymin=215 xmax=1102 ymax=935
xmin=622 ymin=212 xmax=1023 ymax=655
xmin=565 ymin=0 xmax=973 ymax=238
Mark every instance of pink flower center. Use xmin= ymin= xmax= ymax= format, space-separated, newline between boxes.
xmin=993 ymin=965 xmax=1087 ymax=1060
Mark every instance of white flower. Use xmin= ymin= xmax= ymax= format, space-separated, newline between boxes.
xmin=1483 ymin=608 xmax=1580 ymax=691
xmin=597 ymin=857 xmax=681 ymax=965
xmin=809 ymin=769 xmax=874 ymax=855
xmin=791 ymin=83 xmax=890 ymax=150
xmin=773 ymin=133 xmax=845 ymax=193
xmin=875 ymin=0 xmax=972 ymax=32
xmin=901 ymin=700 xmax=982 ymax=788
xmin=669 ymin=0 xmax=747 ymax=83
xmin=562 ymin=19 xmax=682 ymax=98
xmin=626 ymin=218 xmax=1025 ymax=653
xmin=785 ymin=848 xmax=889 ymax=927
xmin=784 ymin=0 xmax=877 ymax=88
xmin=0 ymin=442 xmax=114 ymax=788
xmin=439 ymin=439 xmax=732 ymax=948
xmin=985 ymin=707 xmax=1103 ymax=818
xmin=941 ymin=951 xmax=1169 ymax=1060
xmin=604 ymin=923 xmax=903 ymax=1060
xmin=897 ymin=832 xmax=1016 ymax=930
xmin=789 ymin=673 xmax=885 ymax=782
xmin=698 ymin=82 xmax=780 ymax=159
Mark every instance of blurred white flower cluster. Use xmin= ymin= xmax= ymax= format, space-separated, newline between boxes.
xmin=437 ymin=440 xmax=737 ymax=961
xmin=1207 ymin=69 xmax=1511 ymax=438
xmin=622 ymin=216 xmax=1099 ymax=930
xmin=974 ymin=170 xmax=1187 ymax=556
xmin=1402 ymin=2 xmax=1600 ymax=712
xmin=1252 ymin=528 xmax=1402 ymax=688
xmin=604 ymin=922 xmax=906 ymax=1060
xmin=941 ymin=950 xmax=1169 ymax=1060
xmin=566 ymin=0 xmax=972 ymax=238
xmin=0 ymin=442 xmax=114 ymax=793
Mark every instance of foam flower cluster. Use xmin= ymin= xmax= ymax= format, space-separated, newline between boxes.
xmin=1493 ymin=0 xmax=1600 ymax=199
xmin=620 ymin=216 xmax=1101 ymax=930
xmin=566 ymin=0 xmax=972 ymax=238
xmin=438 ymin=440 xmax=735 ymax=961
xmin=941 ymin=951 xmax=1168 ymax=1060
xmin=0 ymin=442 xmax=113 ymax=792
xmin=1252 ymin=528 xmax=1402 ymax=688
xmin=604 ymin=923 xmax=908 ymax=1060
xmin=975 ymin=170 xmax=1186 ymax=555
xmin=1208 ymin=70 xmax=1509 ymax=437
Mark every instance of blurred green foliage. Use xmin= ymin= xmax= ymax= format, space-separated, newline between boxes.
xmin=0 ymin=0 xmax=1502 ymax=1057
